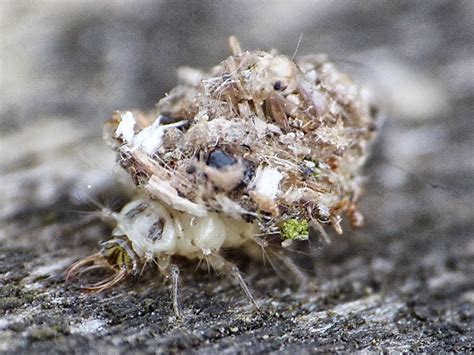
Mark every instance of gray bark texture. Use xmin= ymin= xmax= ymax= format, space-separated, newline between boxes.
xmin=1 ymin=1 xmax=473 ymax=353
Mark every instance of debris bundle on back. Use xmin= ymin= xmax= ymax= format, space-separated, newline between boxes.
xmin=106 ymin=36 xmax=378 ymax=243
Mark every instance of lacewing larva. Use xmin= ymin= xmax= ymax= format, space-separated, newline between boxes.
xmin=67 ymin=36 xmax=378 ymax=318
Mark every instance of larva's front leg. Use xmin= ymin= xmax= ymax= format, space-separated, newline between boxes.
xmin=159 ymin=263 xmax=182 ymax=319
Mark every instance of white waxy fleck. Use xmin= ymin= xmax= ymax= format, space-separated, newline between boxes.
xmin=132 ymin=116 xmax=188 ymax=155
xmin=116 ymin=111 xmax=136 ymax=143
xmin=132 ymin=118 xmax=165 ymax=155
xmin=251 ymin=167 xmax=283 ymax=200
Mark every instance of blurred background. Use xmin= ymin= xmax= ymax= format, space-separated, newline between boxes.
xmin=1 ymin=0 xmax=472 ymax=131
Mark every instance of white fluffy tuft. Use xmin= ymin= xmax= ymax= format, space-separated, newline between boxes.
xmin=132 ymin=118 xmax=166 ymax=155
xmin=116 ymin=114 xmax=188 ymax=155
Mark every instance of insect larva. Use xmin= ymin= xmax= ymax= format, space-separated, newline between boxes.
xmin=67 ymin=36 xmax=378 ymax=318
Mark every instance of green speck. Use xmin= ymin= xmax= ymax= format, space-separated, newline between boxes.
xmin=281 ymin=219 xmax=309 ymax=240
xmin=302 ymin=158 xmax=321 ymax=179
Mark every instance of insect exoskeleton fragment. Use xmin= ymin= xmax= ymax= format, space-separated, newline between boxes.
xmin=67 ymin=36 xmax=378 ymax=318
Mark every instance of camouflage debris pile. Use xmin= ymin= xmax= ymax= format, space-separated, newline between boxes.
xmin=105 ymin=37 xmax=378 ymax=243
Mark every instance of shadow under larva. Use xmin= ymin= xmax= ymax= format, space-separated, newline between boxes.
xmin=66 ymin=36 xmax=379 ymax=318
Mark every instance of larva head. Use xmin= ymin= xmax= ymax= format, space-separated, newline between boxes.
xmin=66 ymin=236 xmax=140 ymax=292
xmin=67 ymin=200 xmax=179 ymax=290
xmin=98 ymin=238 xmax=139 ymax=275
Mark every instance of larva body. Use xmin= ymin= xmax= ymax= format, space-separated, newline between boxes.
xmin=114 ymin=198 xmax=258 ymax=260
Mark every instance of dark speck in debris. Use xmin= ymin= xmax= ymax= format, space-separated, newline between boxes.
xmin=206 ymin=149 xmax=237 ymax=169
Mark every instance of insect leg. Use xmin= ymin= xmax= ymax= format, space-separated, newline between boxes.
xmin=169 ymin=264 xmax=182 ymax=319
xmin=209 ymin=254 xmax=260 ymax=311
xmin=160 ymin=262 xmax=182 ymax=319
xmin=229 ymin=263 xmax=260 ymax=311
xmin=272 ymin=249 xmax=315 ymax=292
xmin=250 ymin=236 xmax=292 ymax=283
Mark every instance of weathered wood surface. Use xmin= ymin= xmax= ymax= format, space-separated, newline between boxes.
xmin=1 ymin=1 xmax=473 ymax=353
